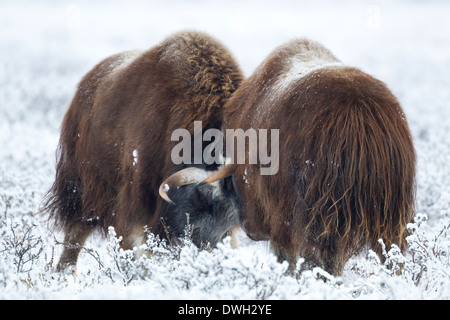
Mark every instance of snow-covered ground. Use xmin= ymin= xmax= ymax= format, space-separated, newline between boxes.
xmin=1 ymin=0 xmax=450 ymax=299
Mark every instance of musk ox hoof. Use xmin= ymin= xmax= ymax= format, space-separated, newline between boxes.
xmin=57 ymin=262 xmax=77 ymax=275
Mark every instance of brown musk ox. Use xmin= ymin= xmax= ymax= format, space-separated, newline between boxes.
xmin=187 ymin=38 xmax=417 ymax=276
xmin=43 ymin=31 xmax=243 ymax=270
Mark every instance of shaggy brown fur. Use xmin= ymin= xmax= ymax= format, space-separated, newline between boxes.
xmin=43 ymin=31 xmax=243 ymax=269
xmin=221 ymin=39 xmax=416 ymax=275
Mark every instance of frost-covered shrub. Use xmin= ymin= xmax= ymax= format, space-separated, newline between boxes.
xmin=0 ymin=221 xmax=43 ymax=273
xmin=404 ymin=214 xmax=450 ymax=297
xmin=348 ymin=213 xmax=450 ymax=299
xmin=81 ymin=226 xmax=343 ymax=299
xmin=1 ymin=211 xmax=450 ymax=299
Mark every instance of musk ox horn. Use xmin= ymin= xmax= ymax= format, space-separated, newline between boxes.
xmin=158 ymin=164 xmax=237 ymax=204
xmin=201 ymin=163 xmax=237 ymax=184
xmin=159 ymin=167 xmax=213 ymax=204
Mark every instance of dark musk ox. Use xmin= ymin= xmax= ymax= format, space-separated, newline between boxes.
xmin=43 ymin=31 xmax=243 ymax=270
xmin=182 ymin=39 xmax=417 ymax=276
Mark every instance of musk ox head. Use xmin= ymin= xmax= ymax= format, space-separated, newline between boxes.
xmin=158 ymin=167 xmax=239 ymax=248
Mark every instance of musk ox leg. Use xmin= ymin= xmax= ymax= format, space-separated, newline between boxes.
xmin=316 ymin=253 xmax=346 ymax=277
xmin=271 ymin=240 xmax=346 ymax=277
xmin=57 ymin=222 xmax=93 ymax=272
xmin=120 ymin=225 xmax=151 ymax=260
xmin=270 ymin=241 xmax=299 ymax=275
xmin=301 ymin=242 xmax=347 ymax=277
xmin=225 ymin=225 xmax=241 ymax=249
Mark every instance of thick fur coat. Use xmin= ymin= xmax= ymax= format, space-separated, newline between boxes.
xmin=43 ymin=31 xmax=243 ymax=268
xmin=223 ymin=39 xmax=416 ymax=275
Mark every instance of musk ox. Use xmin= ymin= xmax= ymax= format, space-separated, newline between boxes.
xmin=43 ymin=31 xmax=243 ymax=270
xmin=188 ymin=39 xmax=416 ymax=276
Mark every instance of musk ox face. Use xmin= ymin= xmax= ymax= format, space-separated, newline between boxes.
xmin=159 ymin=168 xmax=239 ymax=248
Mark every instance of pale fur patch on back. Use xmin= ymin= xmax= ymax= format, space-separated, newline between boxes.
xmin=108 ymin=50 xmax=144 ymax=78
xmin=273 ymin=43 xmax=343 ymax=93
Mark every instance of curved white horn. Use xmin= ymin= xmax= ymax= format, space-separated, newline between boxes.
xmin=201 ymin=164 xmax=237 ymax=184
xmin=158 ymin=167 xmax=212 ymax=204
xmin=159 ymin=164 xmax=237 ymax=204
